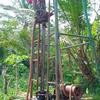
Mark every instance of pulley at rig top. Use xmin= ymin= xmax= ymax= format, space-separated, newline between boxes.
xmin=27 ymin=0 xmax=53 ymax=24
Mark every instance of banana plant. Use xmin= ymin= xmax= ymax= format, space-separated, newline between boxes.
xmin=58 ymin=0 xmax=84 ymax=34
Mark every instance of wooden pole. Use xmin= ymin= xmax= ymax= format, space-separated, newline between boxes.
xmin=47 ymin=0 xmax=51 ymax=99
xmin=40 ymin=24 xmax=46 ymax=91
xmin=37 ymin=24 xmax=41 ymax=91
xmin=26 ymin=21 xmax=36 ymax=100
xmin=53 ymin=0 xmax=60 ymax=100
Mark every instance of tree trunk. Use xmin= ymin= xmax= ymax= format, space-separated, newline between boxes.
xmin=77 ymin=48 xmax=95 ymax=83
xmin=3 ymin=68 xmax=8 ymax=94
xmin=4 ymin=75 xmax=8 ymax=94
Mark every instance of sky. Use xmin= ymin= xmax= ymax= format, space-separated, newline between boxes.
xmin=0 ymin=0 xmax=100 ymax=23
xmin=0 ymin=0 xmax=12 ymax=5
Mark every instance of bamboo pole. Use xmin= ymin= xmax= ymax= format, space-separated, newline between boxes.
xmin=61 ymin=42 xmax=89 ymax=50
xmin=47 ymin=0 xmax=51 ymax=99
xmin=60 ymin=33 xmax=89 ymax=38
xmin=37 ymin=24 xmax=41 ymax=91
xmin=40 ymin=24 xmax=46 ymax=91
xmin=53 ymin=0 xmax=60 ymax=100
xmin=26 ymin=21 xmax=36 ymax=100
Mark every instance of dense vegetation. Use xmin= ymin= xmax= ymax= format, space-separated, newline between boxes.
xmin=0 ymin=0 xmax=100 ymax=99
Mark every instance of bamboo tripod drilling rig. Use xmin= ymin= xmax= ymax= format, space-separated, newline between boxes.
xmin=26 ymin=0 xmax=83 ymax=100
xmin=26 ymin=0 xmax=54 ymax=99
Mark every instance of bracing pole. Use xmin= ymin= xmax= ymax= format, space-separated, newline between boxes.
xmin=53 ymin=0 xmax=60 ymax=100
xmin=40 ymin=24 xmax=46 ymax=91
xmin=47 ymin=0 xmax=51 ymax=99
xmin=37 ymin=24 xmax=41 ymax=91
xmin=26 ymin=21 xmax=36 ymax=100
